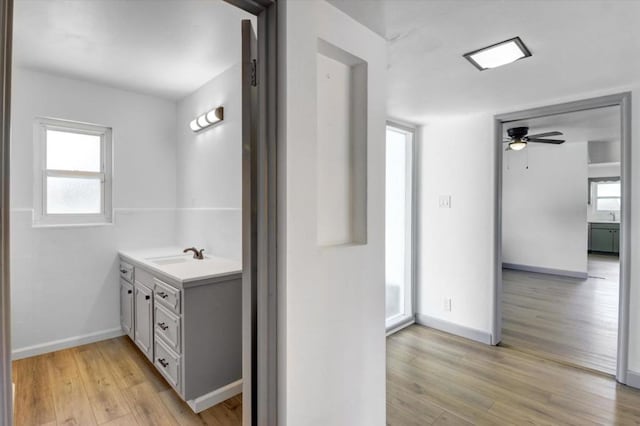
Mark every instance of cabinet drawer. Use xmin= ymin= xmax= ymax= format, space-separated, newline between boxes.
xmin=119 ymin=261 xmax=134 ymax=283
xmin=135 ymin=267 xmax=155 ymax=289
xmin=154 ymin=303 xmax=181 ymax=353
xmin=154 ymin=338 xmax=181 ymax=391
xmin=154 ymin=278 xmax=181 ymax=314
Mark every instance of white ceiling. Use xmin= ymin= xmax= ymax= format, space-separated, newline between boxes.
xmin=329 ymin=0 xmax=640 ymax=124
xmin=503 ymin=106 xmax=620 ymax=162
xmin=504 ymin=106 xmax=620 ymax=144
xmin=14 ymin=0 xmax=253 ymax=100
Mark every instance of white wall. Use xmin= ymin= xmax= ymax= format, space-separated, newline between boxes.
xmin=502 ymin=143 xmax=588 ymax=274
xmin=589 ymin=162 xmax=621 ymax=178
xmin=175 ymin=64 xmax=242 ymax=261
xmin=10 ymin=69 xmax=178 ymax=356
xmin=417 ymin=114 xmax=495 ymax=334
xmin=416 ymin=84 xmax=640 ymax=381
xmin=280 ymin=1 xmax=387 ymax=424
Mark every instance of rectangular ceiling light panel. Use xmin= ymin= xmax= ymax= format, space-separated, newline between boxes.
xmin=463 ymin=37 xmax=531 ymax=70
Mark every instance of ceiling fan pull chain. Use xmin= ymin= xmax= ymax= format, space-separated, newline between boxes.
xmin=526 ymin=148 xmax=529 ymax=170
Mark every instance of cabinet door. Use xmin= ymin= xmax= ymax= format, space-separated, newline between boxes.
xmin=613 ymin=230 xmax=620 ymax=253
xmin=120 ymin=279 xmax=134 ymax=339
xmin=591 ymin=228 xmax=614 ymax=252
xmin=134 ymin=282 xmax=153 ymax=361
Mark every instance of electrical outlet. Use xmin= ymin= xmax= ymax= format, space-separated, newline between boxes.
xmin=438 ymin=195 xmax=451 ymax=208
xmin=443 ymin=298 xmax=452 ymax=312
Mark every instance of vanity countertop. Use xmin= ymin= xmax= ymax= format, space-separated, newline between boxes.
xmin=589 ymin=220 xmax=620 ymax=224
xmin=119 ymin=247 xmax=242 ymax=286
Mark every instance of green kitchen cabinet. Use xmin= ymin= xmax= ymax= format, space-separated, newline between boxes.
xmin=589 ymin=222 xmax=620 ymax=254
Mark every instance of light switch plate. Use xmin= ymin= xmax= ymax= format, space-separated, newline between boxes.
xmin=439 ymin=195 xmax=451 ymax=208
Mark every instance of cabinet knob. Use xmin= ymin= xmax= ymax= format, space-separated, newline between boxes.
xmin=127 ymin=290 xmax=132 ymax=294
xmin=158 ymin=358 xmax=169 ymax=368
xmin=145 ymin=295 xmax=150 ymax=300
xmin=158 ymin=322 xmax=169 ymax=331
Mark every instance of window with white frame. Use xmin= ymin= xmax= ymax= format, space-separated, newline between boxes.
xmin=594 ymin=181 xmax=621 ymax=212
xmin=34 ymin=118 xmax=112 ymax=225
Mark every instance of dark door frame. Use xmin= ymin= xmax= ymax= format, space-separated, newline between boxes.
xmin=492 ymin=93 xmax=631 ymax=384
xmin=0 ymin=1 xmax=279 ymax=425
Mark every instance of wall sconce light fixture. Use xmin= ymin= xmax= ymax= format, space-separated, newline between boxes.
xmin=189 ymin=106 xmax=224 ymax=132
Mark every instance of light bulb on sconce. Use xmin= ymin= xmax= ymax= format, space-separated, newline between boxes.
xmin=190 ymin=106 xmax=224 ymax=132
xmin=189 ymin=119 xmax=200 ymax=132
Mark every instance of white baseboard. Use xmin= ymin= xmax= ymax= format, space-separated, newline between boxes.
xmin=415 ymin=313 xmax=492 ymax=345
xmin=186 ymin=379 xmax=243 ymax=413
xmin=12 ymin=327 xmax=124 ymax=360
xmin=386 ymin=317 xmax=415 ymax=336
xmin=627 ymin=370 xmax=640 ymax=389
xmin=502 ymin=262 xmax=588 ymax=280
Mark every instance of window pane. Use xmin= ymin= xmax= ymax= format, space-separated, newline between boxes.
xmin=47 ymin=176 xmax=101 ymax=214
xmin=386 ymin=127 xmax=409 ymax=321
xmin=46 ymin=130 xmax=101 ymax=172
xmin=597 ymin=182 xmax=620 ymax=197
xmin=596 ymin=198 xmax=620 ymax=211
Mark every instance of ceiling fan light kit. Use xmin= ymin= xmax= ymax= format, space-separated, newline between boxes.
xmin=504 ymin=126 xmax=565 ymax=151
xmin=509 ymin=140 xmax=527 ymax=151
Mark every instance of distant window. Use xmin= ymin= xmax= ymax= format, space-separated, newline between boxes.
xmin=34 ymin=118 xmax=112 ymax=225
xmin=595 ymin=181 xmax=620 ymax=212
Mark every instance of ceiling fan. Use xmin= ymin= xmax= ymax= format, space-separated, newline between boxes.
xmin=504 ymin=127 xmax=565 ymax=151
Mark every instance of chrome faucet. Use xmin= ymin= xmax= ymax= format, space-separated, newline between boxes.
xmin=183 ymin=247 xmax=205 ymax=260
xmin=610 ymin=212 xmax=616 ymax=221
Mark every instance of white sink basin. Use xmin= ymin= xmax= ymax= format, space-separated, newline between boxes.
xmin=146 ymin=254 xmax=207 ymax=266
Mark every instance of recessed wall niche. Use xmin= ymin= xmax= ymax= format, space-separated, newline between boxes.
xmin=316 ymin=38 xmax=368 ymax=247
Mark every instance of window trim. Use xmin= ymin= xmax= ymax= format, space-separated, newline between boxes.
xmin=33 ymin=117 xmax=113 ymax=226
xmin=385 ymin=121 xmax=417 ymax=333
xmin=590 ymin=178 xmax=621 ymax=212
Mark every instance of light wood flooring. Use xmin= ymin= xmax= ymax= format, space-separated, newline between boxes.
xmin=502 ymin=254 xmax=619 ymax=374
xmin=387 ymin=324 xmax=640 ymax=425
xmin=12 ymin=336 xmax=242 ymax=426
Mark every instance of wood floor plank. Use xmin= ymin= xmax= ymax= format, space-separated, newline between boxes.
xmin=432 ymin=411 xmax=474 ymax=426
xmin=96 ymin=337 xmax=147 ymax=390
xmin=123 ymin=382 xmax=179 ymax=426
xmin=13 ymin=354 xmax=56 ymax=426
xmin=101 ymin=413 xmax=139 ymax=426
xmin=158 ymin=388 xmax=206 ymax=426
xmin=73 ymin=344 xmax=131 ymax=424
xmin=51 ymin=376 xmax=97 ymax=425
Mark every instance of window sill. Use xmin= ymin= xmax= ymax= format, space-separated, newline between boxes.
xmin=32 ymin=222 xmax=113 ymax=229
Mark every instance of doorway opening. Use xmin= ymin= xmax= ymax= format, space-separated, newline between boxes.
xmin=494 ymin=94 xmax=631 ymax=381
xmin=0 ymin=1 xmax=278 ymax=425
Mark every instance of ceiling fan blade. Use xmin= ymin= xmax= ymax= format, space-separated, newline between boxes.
xmin=527 ymin=138 xmax=565 ymax=144
xmin=527 ymin=131 xmax=563 ymax=138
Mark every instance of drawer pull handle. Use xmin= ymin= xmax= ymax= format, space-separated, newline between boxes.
xmin=158 ymin=358 xmax=169 ymax=368
xmin=157 ymin=292 xmax=169 ymax=299
xmin=120 ymin=269 xmax=128 ymax=274
xmin=158 ymin=322 xmax=169 ymax=330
